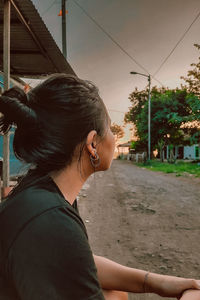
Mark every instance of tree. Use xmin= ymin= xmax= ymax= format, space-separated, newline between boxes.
xmin=125 ymin=87 xmax=198 ymax=160
xmin=181 ymin=44 xmax=200 ymax=96
xmin=181 ymin=43 xmax=200 ymax=144
xmin=110 ymin=123 xmax=124 ymax=142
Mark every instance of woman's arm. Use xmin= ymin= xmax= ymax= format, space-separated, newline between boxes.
xmin=94 ymin=255 xmax=200 ymax=298
xmin=94 ymin=255 xmax=146 ymax=293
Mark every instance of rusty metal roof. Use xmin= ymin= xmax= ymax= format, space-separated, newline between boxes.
xmin=0 ymin=0 xmax=75 ymax=77
xmin=117 ymin=142 xmax=131 ymax=148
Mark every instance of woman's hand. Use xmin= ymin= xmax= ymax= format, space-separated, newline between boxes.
xmin=180 ymin=289 xmax=200 ymax=300
xmin=147 ymin=273 xmax=200 ymax=299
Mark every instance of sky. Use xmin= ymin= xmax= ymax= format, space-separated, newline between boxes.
xmin=30 ymin=0 xmax=200 ymax=141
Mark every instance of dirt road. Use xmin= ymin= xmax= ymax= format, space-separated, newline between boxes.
xmin=78 ymin=160 xmax=200 ymax=300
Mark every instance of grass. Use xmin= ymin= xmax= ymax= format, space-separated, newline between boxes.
xmin=137 ymin=160 xmax=200 ymax=177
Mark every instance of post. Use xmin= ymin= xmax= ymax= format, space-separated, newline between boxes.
xmin=62 ymin=0 xmax=67 ymax=58
xmin=130 ymin=71 xmax=151 ymax=160
xmin=148 ymin=75 xmax=151 ymax=160
xmin=3 ymin=0 xmax=11 ymax=190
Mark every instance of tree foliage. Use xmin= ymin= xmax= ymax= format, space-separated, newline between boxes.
xmin=180 ymin=43 xmax=200 ymax=143
xmin=125 ymin=87 xmax=199 ymax=154
xmin=125 ymin=43 xmax=200 ymax=157
xmin=110 ymin=123 xmax=124 ymax=141
xmin=181 ymin=44 xmax=200 ymax=96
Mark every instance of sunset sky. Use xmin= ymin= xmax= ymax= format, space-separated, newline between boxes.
xmin=30 ymin=0 xmax=200 ymax=141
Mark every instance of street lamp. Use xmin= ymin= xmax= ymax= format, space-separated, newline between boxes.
xmin=130 ymin=71 xmax=151 ymax=160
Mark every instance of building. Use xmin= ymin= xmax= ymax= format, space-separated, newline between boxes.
xmin=164 ymin=145 xmax=200 ymax=160
xmin=0 ymin=72 xmax=26 ymax=91
xmin=184 ymin=144 xmax=200 ymax=160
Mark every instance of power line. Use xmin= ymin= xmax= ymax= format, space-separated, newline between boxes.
xmin=71 ymin=0 xmax=164 ymax=87
xmin=153 ymin=11 xmax=200 ymax=77
xmin=108 ymin=109 xmax=126 ymax=114
xmin=41 ymin=0 xmax=57 ymax=17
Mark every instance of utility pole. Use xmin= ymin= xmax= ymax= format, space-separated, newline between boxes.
xmin=62 ymin=0 xmax=67 ymax=58
xmin=3 ymin=0 xmax=11 ymax=190
xmin=130 ymin=71 xmax=151 ymax=160
xmin=148 ymin=75 xmax=151 ymax=161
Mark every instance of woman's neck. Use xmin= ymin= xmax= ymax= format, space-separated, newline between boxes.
xmin=50 ymin=161 xmax=89 ymax=205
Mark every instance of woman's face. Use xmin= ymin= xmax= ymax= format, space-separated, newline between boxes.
xmin=97 ymin=123 xmax=115 ymax=171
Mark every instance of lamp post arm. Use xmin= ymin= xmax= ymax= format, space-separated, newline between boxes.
xmin=130 ymin=71 xmax=149 ymax=78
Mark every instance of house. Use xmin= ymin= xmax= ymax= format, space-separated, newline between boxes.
xmin=184 ymin=144 xmax=200 ymax=160
xmin=0 ymin=129 xmax=27 ymax=177
xmin=117 ymin=142 xmax=131 ymax=154
xmin=0 ymin=72 xmax=26 ymax=91
xmin=164 ymin=144 xmax=200 ymax=160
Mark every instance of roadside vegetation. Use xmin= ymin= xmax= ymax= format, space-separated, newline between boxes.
xmin=124 ymin=44 xmax=200 ymax=161
xmin=137 ymin=160 xmax=200 ymax=177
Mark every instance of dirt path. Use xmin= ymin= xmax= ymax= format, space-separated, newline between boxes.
xmin=78 ymin=160 xmax=200 ymax=300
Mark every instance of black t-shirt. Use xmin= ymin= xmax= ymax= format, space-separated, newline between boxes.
xmin=0 ymin=176 xmax=105 ymax=300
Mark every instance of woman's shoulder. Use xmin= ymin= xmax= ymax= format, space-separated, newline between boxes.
xmin=0 ymin=178 xmax=85 ymax=233
xmin=1 ymin=174 xmax=74 ymax=215
xmin=0 ymin=180 xmax=68 ymax=224
xmin=0 ymin=178 xmax=87 ymax=261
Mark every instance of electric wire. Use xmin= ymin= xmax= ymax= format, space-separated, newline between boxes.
xmin=108 ymin=109 xmax=126 ymax=114
xmin=41 ymin=0 xmax=57 ymax=17
xmin=153 ymin=11 xmax=200 ymax=77
xmin=71 ymin=0 xmax=164 ymax=87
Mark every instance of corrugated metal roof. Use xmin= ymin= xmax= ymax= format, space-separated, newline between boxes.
xmin=117 ymin=142 xmax=131 ymax=148
xmin=0 ymin=0 xmax=76 ymax=77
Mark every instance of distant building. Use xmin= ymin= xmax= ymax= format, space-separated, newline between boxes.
xmin=184 ymin=144 xmax=200 ymax=160
xmin=117 ymin=142 xmax=131 ymax=154
xmin=163 ymin=144 xmax=200 ymax=160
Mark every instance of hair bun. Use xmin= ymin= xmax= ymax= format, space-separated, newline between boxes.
xmin=0 ymin=87 xmax=37 ymax=134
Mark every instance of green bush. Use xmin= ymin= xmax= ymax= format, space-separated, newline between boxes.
xmin=137 ymin=160 xmax=200 ymax=177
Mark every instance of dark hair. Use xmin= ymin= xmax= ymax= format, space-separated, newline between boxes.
xmin=0 ymin=74 xmax=109 ymax=193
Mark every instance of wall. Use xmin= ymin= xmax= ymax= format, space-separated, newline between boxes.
xmin=184 ymin=144 xmax=199 ymax=160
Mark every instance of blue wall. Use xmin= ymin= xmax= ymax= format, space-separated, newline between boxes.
xmin=0 ymin=130 xmax=26 ymax=177
xmin=0 ymin=75 xmax=27 ymax=177
xmin=0 ymin=74 xmax=14 ymax=89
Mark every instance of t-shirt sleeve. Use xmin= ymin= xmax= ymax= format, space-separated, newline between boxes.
xmin=9 ymin=207 xmax=105 ymax=300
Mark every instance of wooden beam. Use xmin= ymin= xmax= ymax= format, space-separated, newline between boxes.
xmin=0 ymin=50 xmax=41 ymax=55
xmin=3 ymin=0 xmax=11 ymax=188
xmin=0 ymin=19 xmax=21 ymax=25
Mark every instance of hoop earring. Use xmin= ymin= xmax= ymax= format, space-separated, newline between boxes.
xmin=90 ymin=151 xmax=101 ymax=168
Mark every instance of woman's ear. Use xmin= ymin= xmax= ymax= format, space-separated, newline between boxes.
xmin=86 ymin=130 xmax=97 ymax=156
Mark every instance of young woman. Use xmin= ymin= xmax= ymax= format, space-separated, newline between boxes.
xmin=0 ymin=74 xmax=199 ymax=300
